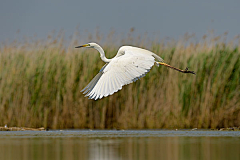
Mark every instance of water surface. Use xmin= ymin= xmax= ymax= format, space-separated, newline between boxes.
xmin=0 ymin=130 xmax=239 ymax=160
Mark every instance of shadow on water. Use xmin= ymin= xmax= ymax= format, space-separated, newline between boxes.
xmin=0 ymin=130 xmax=240 ymax=160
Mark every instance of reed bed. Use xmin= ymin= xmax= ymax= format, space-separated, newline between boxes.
xmin=0 ymin=31 xmax=239 ymax=129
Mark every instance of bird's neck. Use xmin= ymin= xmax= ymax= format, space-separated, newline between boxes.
xmin=94 ymin=45 xmax=111 ymax=63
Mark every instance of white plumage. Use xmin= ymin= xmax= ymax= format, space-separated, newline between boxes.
xmin=75 ymin=42 xmax=195 ymax=100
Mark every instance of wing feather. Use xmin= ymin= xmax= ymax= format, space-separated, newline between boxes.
xmin=104 ymin=75 xmax=110 ymax=97
xmin=82 ymin=46 xmax=158 ymax=100
xmin=82 ymin=72 xmax=100 ymax=93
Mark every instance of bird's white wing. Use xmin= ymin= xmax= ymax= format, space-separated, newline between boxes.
xmin=81 ymin=48 xmax=156 ymax=100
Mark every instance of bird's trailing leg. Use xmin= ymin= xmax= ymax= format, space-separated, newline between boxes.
xmin=157 ymin=62 xmax=196 ymax=75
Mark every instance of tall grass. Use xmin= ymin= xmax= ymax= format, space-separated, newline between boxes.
xmin=0 ymin=31 xmax=239 ymax=129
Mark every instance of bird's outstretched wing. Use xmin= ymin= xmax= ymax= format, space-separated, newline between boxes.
xmin=81 ymin=48 xmax=156 ymax=100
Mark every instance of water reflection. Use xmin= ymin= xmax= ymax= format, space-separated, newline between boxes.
xmin=88 ymin=137 xmax=240 ymax=160
xmin=0 ymin=132 xmax=239 ymax=160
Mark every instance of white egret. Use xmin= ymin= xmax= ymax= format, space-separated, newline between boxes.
xmin=75 ymin=43 xmax=195 ymax=100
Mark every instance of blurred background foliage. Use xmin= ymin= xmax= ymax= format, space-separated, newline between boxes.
xmin=0 ymin=30 xmax=239 ymax=129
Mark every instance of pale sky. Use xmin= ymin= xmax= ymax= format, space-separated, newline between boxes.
xmin=1 ymin=0 xmax=240 ymax=43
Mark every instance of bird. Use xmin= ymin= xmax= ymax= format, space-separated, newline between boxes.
xmin=75 ymin=42 xmax=195 ymax=100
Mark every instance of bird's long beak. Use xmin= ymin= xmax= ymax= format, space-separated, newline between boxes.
xmin=75 ymin=44 xmax=89 ymax=48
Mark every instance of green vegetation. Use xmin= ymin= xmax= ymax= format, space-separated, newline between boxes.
xmin=0 ymin=31 xmax=239 ymax=129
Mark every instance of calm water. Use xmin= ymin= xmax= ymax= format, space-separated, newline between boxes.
xmin=0 ymin=130 xmax=240 ymax=160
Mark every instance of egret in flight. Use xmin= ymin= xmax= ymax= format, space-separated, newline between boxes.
xmin=76 ymin=43 xmax=195 ymax=100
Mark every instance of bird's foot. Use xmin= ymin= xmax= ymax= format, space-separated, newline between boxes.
xmin=184 ymin=67 xmax=196 ymax=75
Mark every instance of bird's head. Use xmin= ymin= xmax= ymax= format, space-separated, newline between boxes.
xmin=75 ymin=42 xmax=98 ymax=48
